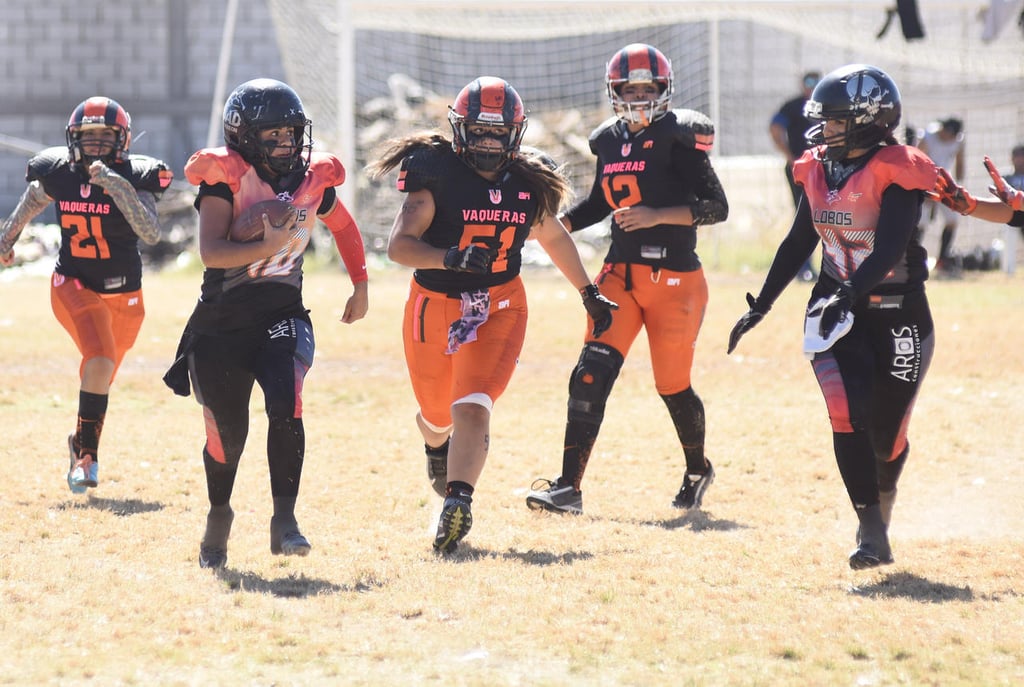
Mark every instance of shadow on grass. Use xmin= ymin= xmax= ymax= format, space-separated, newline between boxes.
xmin=60 ymin=495 xmax=164 ymax=516
xmin=210 ymin=568 xmax=385 ymax=597
xmin=850 ymin=571 xmax=974 ymax=602
xmin=621 ymin=510 xmax=746 ymax=532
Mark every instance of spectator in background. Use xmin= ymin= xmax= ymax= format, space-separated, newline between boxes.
xmin=916 ymin=117 xmax=965 ymax=274
xmin=770 ymin=71 xmax=821 ymax=282
xmin=1004 ymin=143 xmax=1024 ymax=191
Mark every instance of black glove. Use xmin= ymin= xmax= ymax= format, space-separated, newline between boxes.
xmin=443 ymin=245 xmax=495 ymax=273
xmin=580 ymin=284 xmax=618 ymax=338
xmin=727 ymin=293 xmax=770 ymax=354
xmin=818 ymin=281 xmax=856 ymax=338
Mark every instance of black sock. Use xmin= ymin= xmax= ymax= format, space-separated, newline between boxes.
xmin=77 ymin=391 xmax=108 ymax=461
xmin=661 ymin=388 xmax=708 ymax=474
xmin=425 ymin=438 xmax=450 ymax=458
xmin=560 ymin=421 xmax=599 ymax=492
xmin=203 ymin=449 xmax=238 ymax=507
xmin=446 ymin=481 xmax=474 ymax=501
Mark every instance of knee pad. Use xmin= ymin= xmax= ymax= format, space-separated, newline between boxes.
xmin=567 ymin=342 xmax=624 ymax=425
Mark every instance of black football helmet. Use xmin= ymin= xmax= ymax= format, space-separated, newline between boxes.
xmin=66 ymin=96 xmax=132 ymax=165
xmin=605 ymin=43 xmax=673 ymax=126
xmin=448 ymin=76 xmax=527 ymax=173
xmin=803 ymin=64 xmax=901 ymax=161
xmin=222 ymin=78 xmax=312 ymax=176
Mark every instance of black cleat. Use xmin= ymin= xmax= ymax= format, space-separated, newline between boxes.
xmin=199 ymin=505 xmax=234 ymax=569
xmin=270 ymin=515 xmax=311 ymax=557
xmin=433 ymin=495 xmax=473 ymax=553
xmin=672 ymin=461 xmax=715 ymax=510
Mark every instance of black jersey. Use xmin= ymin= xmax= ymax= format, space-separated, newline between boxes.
xmin=565 ymin=110 xmax=728 ymax=272
xmin=399 ymin=145 xmax=540 ymax=295
xmin=28 ymin=146 xmax=170 ymax=293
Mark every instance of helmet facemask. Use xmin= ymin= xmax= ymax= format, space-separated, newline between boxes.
xmin=448 ymin=112 xmax=525 ymax=173
xmin=448 ymin=77 xmax=527 ymax=174
xmin=243 ymin=121 xmax=313 ymax=177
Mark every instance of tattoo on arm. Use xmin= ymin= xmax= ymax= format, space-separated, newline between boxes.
xmin=401 ymin=197 xmax=425 ymax=215
xmin=91 ymin=166 xmax=161 ymax=245
xmin=0 ymin=182 xmax=52 ymax=254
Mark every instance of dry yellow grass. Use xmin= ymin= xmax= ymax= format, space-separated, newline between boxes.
xmin=1 ymin=258 xmax=1022 ymax=686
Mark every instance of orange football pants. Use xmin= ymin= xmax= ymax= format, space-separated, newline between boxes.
xmin=402 ymin=276 xmax=528 ymax=429
xmin=50 ymin=273 xmax=145 ymax=383
xmin=589 ymin=263 xmax=707 ymax=395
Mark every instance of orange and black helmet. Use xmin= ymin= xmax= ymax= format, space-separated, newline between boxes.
xmin=66 ymin=96 xmax=132 ymax=164
xmin=448 ymin=76 xmax=527 ymax=173
xmin=605 ymin=44 xmax=674 ymax=126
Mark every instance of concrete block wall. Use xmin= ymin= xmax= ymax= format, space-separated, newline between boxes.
xmin=0 ymin=0 xmax=286 ymax=220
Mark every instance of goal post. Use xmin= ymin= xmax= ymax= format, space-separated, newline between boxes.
xmin=267 ymin=0 xmax=1024 ymax=271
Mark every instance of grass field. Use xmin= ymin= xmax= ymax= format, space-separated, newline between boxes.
xmin=1 ymin=259 xmax=1022 ymax=686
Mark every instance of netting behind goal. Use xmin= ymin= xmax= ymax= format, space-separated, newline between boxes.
xmin=267 ymin=1 xmax=1024 ymax=269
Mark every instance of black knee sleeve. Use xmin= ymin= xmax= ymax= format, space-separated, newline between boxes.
xmin=567 ymin=342 xmax=624 ymax=426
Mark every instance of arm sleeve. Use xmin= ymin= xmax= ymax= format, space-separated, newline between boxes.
xmin=563 ymin=159 xmax=612 ymax=231
xmin=847 ymin=185 xmax=921 ymax=295
xmin=674 ymin=147 xmax=729 ymax=225
xmin=319 ymin=191 xmax=368 ymax=284
xmin=0 ymin=181 xmax=52 ymax=254
xmin=755 ymin=197 xmax=819 ymax=308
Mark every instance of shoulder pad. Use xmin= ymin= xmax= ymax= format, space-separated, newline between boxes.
xmin=184 ymin=147 xmax=249 ymax=191
xmin=398 ymin=145 xmax=453 ymax=194
xmin=588 ymin=116 xmax=620 ymax=153
xmin=875 ymin=145 xmax=937 ymax=192
xmin=126 ymin=154 xmax=174 ymax=192
xmin=307 ymin=152 xmax=346 ymax=187
xmin=26 ymin=147 xmax=70 ymax=182
xmin=668 ymin=109 xmax=715 ymax=152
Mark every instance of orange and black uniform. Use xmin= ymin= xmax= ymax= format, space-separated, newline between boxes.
xmin=397 ymin=144 xmax=539 ymax=430
xmin=29 ymin=147 xmax=171 ymax=376
xmin=753 ymin=144 xmax=936 ymax=507
xmin=166 ymin=148 xmax=366 ymax=507
xmin=559 ymin=109 xmax=728 ymax=488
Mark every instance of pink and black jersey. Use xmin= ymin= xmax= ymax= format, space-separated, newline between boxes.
xmin=794 ymin=145 xmax=936 ymax=287
xmin=183 ymin=147 xmax=344 ymax=332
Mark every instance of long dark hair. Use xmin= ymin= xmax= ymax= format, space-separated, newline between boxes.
xmin=367 ymin=131 xmax=572 ymax=221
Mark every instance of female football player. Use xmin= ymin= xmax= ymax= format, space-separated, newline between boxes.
xmin=0 ymin=96 xmax=172 ymax=494
xmin=525 ymin=43 xmax=729 ymax=516
xmin=367 ymin=76 xmax=617 ymax=553
xmin=727 ymin=64 xmax=938 ymax=570
xmin=164 ymin=78 xmax=368 ymax=569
